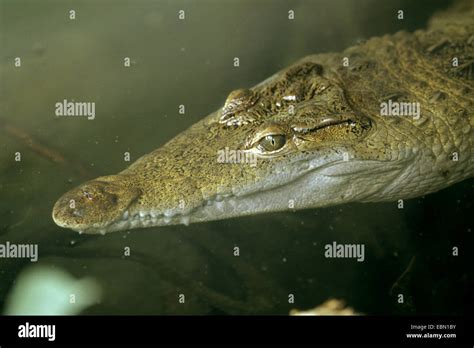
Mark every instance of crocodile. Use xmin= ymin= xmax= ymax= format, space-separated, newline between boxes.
xmin=52 ymin=0 xmax=474 ymax=234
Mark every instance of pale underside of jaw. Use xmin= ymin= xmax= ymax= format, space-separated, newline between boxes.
xmin=78 ymin=183 xmax=290 ymax=235
xmin=77 ymin=155 xmax=401 ymax=235
xmin=77 ymin=157 xmax=349 ymax=235
xmin=77 ymin=192 xmax=236 ymax=235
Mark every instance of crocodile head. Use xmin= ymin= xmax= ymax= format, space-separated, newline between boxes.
xmin=52 ymin=60 xmax=417 ymax=234
xmin=52 ymin=1 xmax=474 ymax=234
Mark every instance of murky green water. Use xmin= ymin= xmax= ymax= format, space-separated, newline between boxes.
xmin=0 ymin=0 xmax=472 ymax=315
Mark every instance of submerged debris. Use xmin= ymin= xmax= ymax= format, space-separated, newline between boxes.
xmin=290 ymin=298 xmax=360 ymax=316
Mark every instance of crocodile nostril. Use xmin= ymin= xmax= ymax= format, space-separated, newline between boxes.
xmin=110 ymin=195 xmax=118 ymax=205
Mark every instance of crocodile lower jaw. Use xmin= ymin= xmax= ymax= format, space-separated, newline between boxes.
xmin=75 ymin=193 xmax=238 ymax=234
xmin=76 ymin=159 xmax=345 ymax=234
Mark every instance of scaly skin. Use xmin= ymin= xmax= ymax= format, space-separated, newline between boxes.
xmin=53 ymin=1 xmax=473 ymax=234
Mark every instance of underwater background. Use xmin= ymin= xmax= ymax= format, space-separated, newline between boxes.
xmin=0 ymin=0 xmax=472 ymax=315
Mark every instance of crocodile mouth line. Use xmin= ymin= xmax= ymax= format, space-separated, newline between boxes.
xmin=78 ymin=192 xmax=236 ymax=234
xmin=84 ymin=157 xmax=353 ymax=234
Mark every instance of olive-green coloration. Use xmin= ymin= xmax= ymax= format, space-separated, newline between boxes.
xmin=53 ymin=1 xmax=473 ymax=234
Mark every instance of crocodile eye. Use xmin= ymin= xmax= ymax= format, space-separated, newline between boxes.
xmin=256 ymin=134 xmax=286 ymax=152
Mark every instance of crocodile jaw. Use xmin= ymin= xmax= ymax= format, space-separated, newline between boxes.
xmin=53 ymin=152 xmax=411 ymax=235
